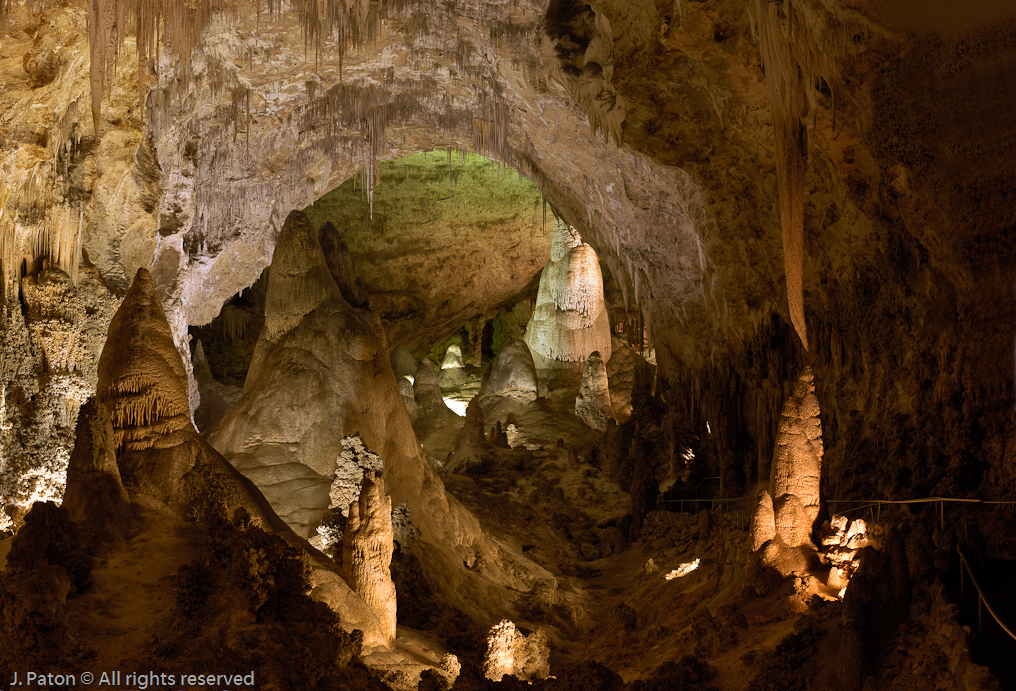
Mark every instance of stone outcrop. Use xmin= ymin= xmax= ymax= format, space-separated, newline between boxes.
xmin=398 ymin=377 xmax=419 ymax=421
xmin=414 ymin=359 xmax=457 ymax=421
xmin=190 ymin=340 xmax=242 ymax=433
xmin=319 ymin=221 xmax=369 ymax=308
xmin=342 ymin=470 xmax=397 ymax=644
xmin=482 ymin=620 xmax=550 ymax=682
xmin=525 ymin=218 xmax=612 ymax=370
xmin=748 ymin=489 xmax=776 ymax=554
xmin=479 ymin=340 xmax=539 ymax=405
xmin=575 ymin=351 xmax=614 ymax=432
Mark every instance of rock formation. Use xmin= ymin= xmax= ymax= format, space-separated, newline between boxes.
xmin=482 ymin=620 xmax=550 ymax=682
xmin=390 ymin=345 xmax=418 ymax=379
xmin=575 ymin=351 xmax=614 ymax=432
xmin=94 ymin=267 xmax=387 ymax=646
xmin=770 ymin=367 xmax=823 ymax=543
xmin=342 ymin=470 xmax=397 ymax=644
xmin=319 ymin=221 xmax=369 ymax=308
xmin=190 ymin=340 xmax=242 ymax=433
xmin=398 ymin=377 xmax=419 ymax=421
xmin=525 ymin=218 xmax=612 ymax=370
xmin=414 ymin=359 xmax=457 ymax=421
xmin=59 ymin=397 xmax=129 ymax=534
xmin=438 ymin=345 xmax=468 ymax=388
xmin=748 ymin=489 xmax=776 ymax=554
xmin=209 ymin=210 xmax=547 ymax=632
xmin=478 ymin=340 xmax=539 ymax=405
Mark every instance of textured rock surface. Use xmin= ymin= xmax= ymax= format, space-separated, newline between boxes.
xmin=390 ymin=345 xmax=418 ymax=379
xmin=479 ymin=340 xmax=539 ymax=405
xmin=748 ymin=488 xmax=776 ymax=553
xmin=770 ymin=367 xmax=823 ymax=532
xmin=525 ymin=219 xmax=612 ymax=370
xmin=398 ymin=377 xmax=419 ymax=421
xmin=343 ymin=470 xmax=397 ymax=644
xmin=574 ymin=351 xmax=614 ymax=432
xmin=482 ymin=620 xmax=550 ymax=682
xmin=190 ymin=340 xmax=242 ymax=433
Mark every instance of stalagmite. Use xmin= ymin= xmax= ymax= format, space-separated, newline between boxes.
xmin=770 ymin=367 xmax=823 ymax=533
xmin=342 ymin=470 xmax=397 ymax=644
xmin=525 ymin=217 xmax=612 ymax=369
xmin=478 ymin=340 xmax=538 ymax=404
xmin=390 ymin=345 xmax=418 ymax=378
xmin=61 ymin=397 xmax=130 ymax=528
xmin=438 ymin=344 xmax=467 ymax=388
xmin=398 ymin=377 xmax=418 ymax=420
xmin=575 ymin=351 xmax=614 ymax=432
xmin=748 ymin=489 xmax=776 ymax=553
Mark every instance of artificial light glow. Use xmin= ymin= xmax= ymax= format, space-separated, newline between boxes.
xmin=404 ymin=375 xmax=415 ymax=384
xmin=665 ymin=559 xmax=700 ymax=580
xmin=706 ymin=421 xmax=711 ymax=434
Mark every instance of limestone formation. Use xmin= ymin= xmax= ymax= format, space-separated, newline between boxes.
xmin=482 ymin=620 xmax=550 ymax=682
xmin=748 ymin=489 xmax=776 ymax=553
xmin=575 ymin=351 xmax=614 ymax=432
xmin=94 ymin=267 xmax=388 ymax=647
xmin=390 ymin=345 xmax=418 ymax=379
xmin=319 ymin=221 xmax=369 ymax=308
xmin=478 ymin=340 xmax=539 ymax=404
xmin=525 ymin=218 xmax=612 ymax=370
xmin=60 ymin=397 xmax=130 ymax=531
xmin=414 ymin=359 xmax=457 ymax=420
xmin=190 ymin=340 xmax=242 ymax=433
xmin=770 ymin=367 xmax=824 ymax=539
xmin=342 ymin=471 xmax=397 ymax=644
xmin=398 ymin=377 xmax=419 ymax=420
xmin=438 ymin=345 xmax=468 ymax=388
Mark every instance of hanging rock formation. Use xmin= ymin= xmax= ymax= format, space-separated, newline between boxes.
xmin=575 ymin=351 xmax=614 ymax=432
xmin=95 ymin=267 xmax=387 ymax=647
xmin=525 ymin=218 xmax=612 ymax=370
xmin=342 ymin=470 xmax=397 ymax=644
xmin=319 ymin=221 xmax=369 ymax=308
xmin=190 ymin=340 xmax=242 ymax=433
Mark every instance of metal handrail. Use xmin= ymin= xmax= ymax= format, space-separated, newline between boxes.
xmin=957 ymin=547 xmax=1016 ymax=642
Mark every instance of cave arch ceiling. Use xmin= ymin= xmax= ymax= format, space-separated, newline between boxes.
xmin=139 ymin=0 xmax=718 ymax=370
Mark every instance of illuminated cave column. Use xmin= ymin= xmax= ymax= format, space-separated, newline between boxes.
xmin=770 ymin=366 xmax=824 ymax=548
xmin=524 ymin=217 xmax=612 ymax=370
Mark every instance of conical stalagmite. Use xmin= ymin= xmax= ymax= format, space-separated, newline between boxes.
xmin=61 ymin=397 xmax=130 ymax=532
xmin=770 ymin=366 xmax=823 ymax=543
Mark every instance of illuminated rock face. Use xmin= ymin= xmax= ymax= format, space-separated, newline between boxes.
xmin=748 ymin=489 xmax=776 ymax=553
xmin=770 ymin=367 xmax=823 ymax=544
xmin=482 ymin=620 xmax=550 ymax=682
xmin=575 ymin=351 xmax=614 ymax=432
xmin=342 ymin=470 xmax=397 ymax=644
xmin=525 ymin=219 xmax=612 ymax=370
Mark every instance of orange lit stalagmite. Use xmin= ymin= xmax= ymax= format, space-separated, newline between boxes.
xmin=342 ymin=470 xmax=397 ymax=644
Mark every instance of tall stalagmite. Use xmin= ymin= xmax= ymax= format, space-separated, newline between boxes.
xmin=342 ymin=470 xmax=397 ymax=644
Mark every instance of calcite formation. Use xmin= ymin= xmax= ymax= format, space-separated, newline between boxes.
xmin=438 ymin=345 xmax=468 ymax=388
xmin=525 ymin=218 xmax=612 ymax=370
xmin=92 ymin=267 xmax=389 ymax=646
xmin=342 ymin=470 xmax=397 ymax=644
xmin=60 ymin=397 xmax=129 ymax=530
xmin=482 ymin=620 xmax=550 ymax=682
xmin=770 ymin=367 xmax=823 ymax=540
xmin=575 ymin=351 xmax=614 ymax=432
xmin=390 ymin=345 xmax=418 ymax=379
xmin=479 ymin=340 xmax=539 ymax=404
xmin=414 ymin=359 xmax=457 ymax=421
xmin=398 ymin=377 xmax=419 ymax=421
